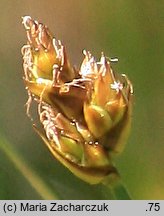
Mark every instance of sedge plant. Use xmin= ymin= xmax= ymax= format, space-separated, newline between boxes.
xmin=21 ymin=16 xmax=133 ymax=199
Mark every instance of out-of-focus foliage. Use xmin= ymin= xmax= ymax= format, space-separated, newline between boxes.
xmin=0 ymin=0 xmax=163 ymax=199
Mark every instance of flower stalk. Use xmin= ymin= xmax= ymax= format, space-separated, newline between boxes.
xmin=22 ymin=16 xmax=133 ymax=198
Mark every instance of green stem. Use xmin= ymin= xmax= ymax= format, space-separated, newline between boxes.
xmin=111 ymin=180 xmax=131 ymax=200
xmin=103 ymin=171 xmax=131 ymax=200
xmin=0 ymin=134 xmax=59 ymax=200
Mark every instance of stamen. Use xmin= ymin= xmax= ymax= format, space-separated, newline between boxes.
xmin=111 ymin=81 xmax=123 ymax=93
xmin=109 ymin=57 xmax=118 ymax=63
xmin=22 ymin=16 xmax=32 ymax=30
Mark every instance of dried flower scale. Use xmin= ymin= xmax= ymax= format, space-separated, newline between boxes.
xmin=22 ymin=16 xmax=133 ymax=186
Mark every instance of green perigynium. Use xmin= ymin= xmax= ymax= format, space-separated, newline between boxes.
xmin=22 ymin=16 xmax=133 ymax=185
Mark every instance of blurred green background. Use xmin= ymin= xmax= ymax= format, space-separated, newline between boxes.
xmin=0 ymin=0 xmax=163 ymax=199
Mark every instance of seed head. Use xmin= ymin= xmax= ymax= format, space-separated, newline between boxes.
xmin=22 ymin=16 xmax=133 ymax=184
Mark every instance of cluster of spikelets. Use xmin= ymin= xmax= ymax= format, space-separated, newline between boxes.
xmin=22 ymin=16 xmax=133 ymax=184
